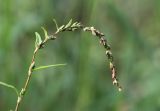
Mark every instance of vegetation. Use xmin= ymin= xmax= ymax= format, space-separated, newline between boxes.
xmin=0 ymin=0 xmax=160 ymax=111
xmin=1 ymin=19 xmax=121 ymax=111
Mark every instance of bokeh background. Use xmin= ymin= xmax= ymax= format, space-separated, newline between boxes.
xmin=0 ymin=0 xmax=160 ymax=111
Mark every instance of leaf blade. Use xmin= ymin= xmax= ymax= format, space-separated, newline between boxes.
xmin=0 ymin=81 xmax=19 ymax=96
xmin=65 ymin=19 xmax=72 ymax=28
xmin=33 ymin=63 xmax=67 ymax=71
xmin=53 ymin=19 xmax=59 ymax=30
xmin=41 ymin=27 xmax=49 ymax=39
xmin=58 ymin=25 xmax=65 ymax=31
xmin=35 ymin=32 xmax=42 ymax=47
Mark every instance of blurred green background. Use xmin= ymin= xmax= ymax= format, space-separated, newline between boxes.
xmin=0 ymin=0 xmax=160 ymax=111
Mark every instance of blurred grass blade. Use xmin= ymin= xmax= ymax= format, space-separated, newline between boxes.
xmin=0 ymin=81 xmax=19 ymax=96
xmin=33 ymin=63 xmax=67 ymax=71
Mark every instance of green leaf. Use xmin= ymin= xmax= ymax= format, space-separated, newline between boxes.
xmin=53 ymin=19 xmax=59 ymax=30
xmin=33 ymin=63 xmax=67 ymax=71
xmin=0 ymin=81 xmax=19 ymax=96
xmin=41 ymin=27 xmax=49 ymax=39
xmin=77 ymin=22 xmax=81 ymax=26
xmin=65 ymin=19 xmax=72 ymax=28
xmin=71 ymin=22 xmax=78 ymax=27
xmin=35 ymin=32 xmax=42 ymax=47
xmin=58 ymin=25 xmax=65 ymax=31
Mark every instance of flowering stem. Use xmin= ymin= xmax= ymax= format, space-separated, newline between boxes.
xmin=14 ymin=20 xmax=122 ymax=111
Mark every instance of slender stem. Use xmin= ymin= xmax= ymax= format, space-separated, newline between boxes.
xmin=14 ymin=27 xmax=60 ymax=111
xmin=14 ymin=47 xmax=38 ymax=111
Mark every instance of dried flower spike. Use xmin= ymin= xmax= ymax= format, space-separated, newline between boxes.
xmin=82 ymin=26 xmax=122 ymax=91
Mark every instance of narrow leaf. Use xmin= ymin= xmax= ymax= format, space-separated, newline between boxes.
xmin=65 ymin=19 xmax=72 ymax=28
xmin=77 ymin=23 xmax=81 ymax=26
xmin=41 ymin=27 xmax=49 ymax=39
xmin=53 ymin=19 xmax=59 ymax=30
xmin=35 ymin=32 xmax=42 ymax=47
xmin=33 ymin=63 xmax=67 ymax=71
xmin=0 ymin=81 xmax=19 ymax=96
xmin=58 ymin=25 xmax=65 ymax=31
xmin=72 ymin=22 xmax=78 ymax=27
